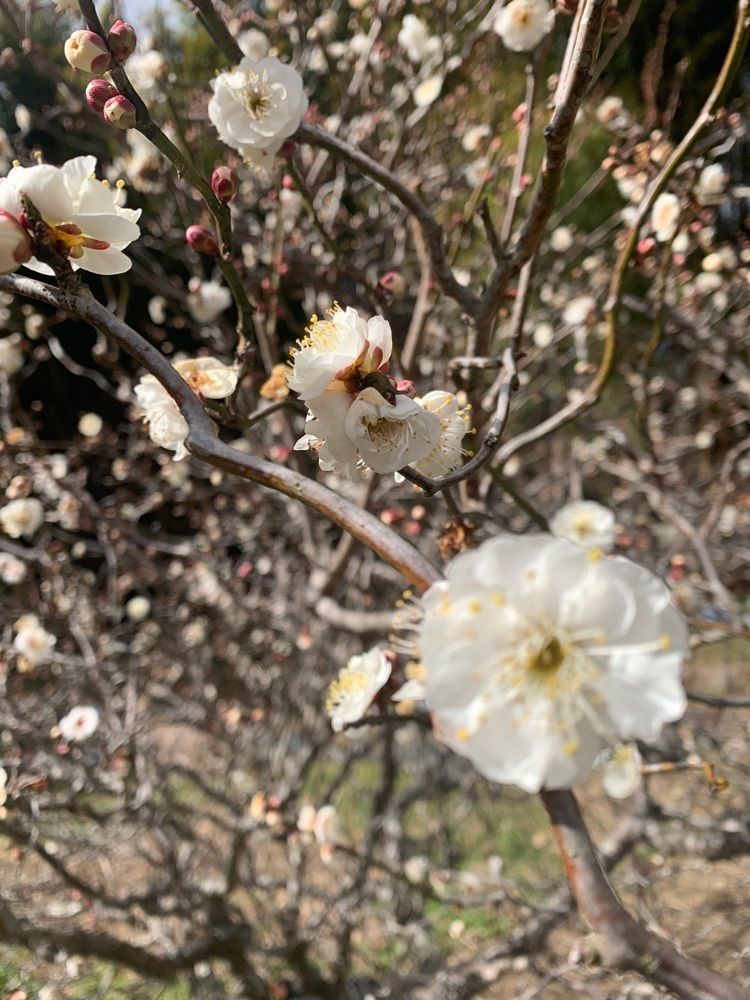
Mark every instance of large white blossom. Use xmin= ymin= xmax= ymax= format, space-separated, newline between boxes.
xmin=0 ymin=156 xmax=140 ymax=275
xmin=134 ymin=357 xmax=237 ymax=460
xmin=550 ymin=500 xmax=616 ymax=552
xmin=0 ymin=497 xmax=44 ymax=538
xmin=326 ymin=647 xmax=392 ymax=732
xmin=398 ymin=534 xmax=687 ymax=793
xmin=58 ymin=705 xmax=100 ymax=742
xmin=343 ymin=387 xmax=441 ymax=475
xmin=493 ymin=0 xmax=554 ymax=52
xmin=208 ymin=56 xmax=308 ymax=166
xmin=13 ymin=615 xmax=56 ymax=665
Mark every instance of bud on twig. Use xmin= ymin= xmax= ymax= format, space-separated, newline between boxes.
xmin=63 ymin=30 xmax=111 ymax=74
xmin=103 ymin=95 xmax=136 ymax=129
xmin=85 ymin=79 xmax=118 ymax=114
xmin=107 ymin=20 xmax=137 ymax=63
xmin=211 ymin=166 xmax=238 ymax=205
xmin=186 ymin=225 xmax=219 ymax=256
xmin=0 ymin=211 xmax=33 ymax=274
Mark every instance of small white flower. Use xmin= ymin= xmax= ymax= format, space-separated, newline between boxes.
xmin=14 ymin=617 xmax=56 ymax=665
xmin=601 ymin=744 xmax=642 ymax=798
xmin=0 ymin=336 xmax=23 ymax=375
xmin=187 ymin=278 xmax=232 ymax=324
xmin=78 ymin=412 xmax=103 ymax=437
xmin=399 ymin=534 xmax=687 ymax=793
xmin=697 ymin=163 xmax=726 ymax=201
xmin=125 ymin=595 xmax=151 ymax=621
xmin=58 ymin=705 xmax=100 ymax=742
xmin=0 ymin=497 xmax=44 ymax=539
xmin=0 ymin=156 xmax=141 ymax=275
xmin=550 ymin=500 xmax=616 ymax=552
xmin=549 ymin=226 xmax=573 ymax=253
xmin=595 ymin=95 xmax=630 ymax=130
xmin=326 ymin=647 xmax=392 ymax=732
xmin=398 ymin=15 xmax=441 ymax=63
xmin=562 ymin=295 xmax=596 ymax=326
xmin=0 ymin=552 xmax=27 ymax=584
xmin=208 ymin=56 xmax=308 ymax=165
xmin=493 ymin=0 xmax=554 ymax=52
xmin=410 ymin=391 xmax=470 ymax=478
xmin=344 ymin=387 xmax=441 ymax=475
xmin=651 ymin=192 xmax=681 ymax=242
xmin=414 ymin=75 xmax=444 ymax=108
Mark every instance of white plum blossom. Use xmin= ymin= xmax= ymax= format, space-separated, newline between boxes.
xmin=343 ymin=387 xmax=441 ymax=475
xmin=550 ymin=500 xmax=616 ymax=552
xmin=326 ymin=646 xmax=392 ymax=732
xmin=414 ymin=75 xmax=444 ymax=108
xmin=13 ymin=615 xmax=56 ymax=665
xmin=78 ymin=412 xmax=103 ymax=437
xmin=595 ymin=95 xmax=630 ymax=131
xmin=549 ymin=226 xmax=574 ymax=253
xmin=0 ymin=553 xmax=27 ymax=584
xmin=397 ymin=534 xmax=687 ymax=793
xmin=493 ymin=0 xmax=554 ymax=52
xmin=187 ymin=278 xmax=232 ymax=324
xmin=58 ymin=705 xmax=100 ymax=742
xmin=125 ymin=595 xmax=151 ymax=621
xmin=0 ymin=336 xmax=23 ymax=375
xmin=124 ymin=48 xmax=166 ymax=103
xmin=601 ymin=744 xmax=642 ymax=799
xmin=697 ymin=163 xmax=726 ymax=201
xmin=562 ymin=295 xmax=595 ymax=326
xmin=398 ymin=14 xmax=441 ymax=63
xmin=0 ymin=497 xmax=44 ymax=538
xmin=208 ymin=56 xmax=308 ymax=167
xmin=237 ymin=29 xmax=269 ymax=61
xmin=0 ymin=209 xmax=32 ymax=274
xmin=0 ymin=156 xmax=141 ymax=275
xmin=409 ymin=391 xmax=470 ymax=478
xmin=313 ymin=804 xmax=339 ymax=845
xmin=651 ymin=192 xmax=681 ymax=242
xmin=134 ymin=357 xmax=237 ymax=460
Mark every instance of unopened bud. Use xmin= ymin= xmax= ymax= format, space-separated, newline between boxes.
xmin=63 ymin=30 xmax=111 ymax=74
xmin=379 ymin=271 xmax=406 ymax=298
xmin=107 ymin=19 xmax=137 ymax=63
xmin=185 ymin=225 xmax=219 ymax=256
xmin=0 ymin=210 xmax=33 ymax=274
xmin=103 ymin=95 xmax=136 ymax=129
xmin=211 ymin=166 xmax=238 ymax=204
xmin=395 ymin=378 xmax=417 ymax=398
xmin=86 ymin=78 xmax=118 ymax=113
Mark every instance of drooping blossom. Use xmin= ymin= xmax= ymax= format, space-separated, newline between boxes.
xmin=13 ymin=615 xmax=56 ymax=665
xmin=325 ymin=647 xmax=392 ymax=732
xmin=493 ymin=0 xmax=554 ymax=52
xmin=394 ymin=534 xmax=687 ymax=793
xmin=0 ymin=497 xmax=44 ymax=538
xmin=651 ymin=192 xmax=681 ymax=242
xmin=134 ymin=357 xmax=237 ymax=460
xmin=58 ymin=705 xmax=100 ymax=742
xmin=208 ymin=56 xmax=308 ymax=167
xmin=550 ymin=500 xmax=616 ymax=552
xmin=601 ymin=744 xmax=642 ymax=799
xmin=0 ymin=156 xmax=141 ymax=275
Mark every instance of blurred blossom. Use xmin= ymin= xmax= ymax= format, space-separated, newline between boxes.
xmin=595 ymin=95 xmax=630 ymax=130
xmin=126 ymin=595 xmax=151 ymax=621
xmin=56 ymin=492 xmax=80 ymax=531
xmin=550 ymin=500 xmax=616 ymax=552
xmin=58 ymin=705 xmax=100 ymax=742
xmin=395 ymin=534 xmax=688 ymax=793
xmin=461 ymin=124 xmax=490 ymax=153
xmin=78 ymin=412 xmax=103 ymax=437
xmin=313 ymin=804 xmax=339 ymax=844
xmin=208 ymin=56 xmax=308 ymax=170
xmin=697 ymin=163 xmax=726 ymax=201
xmin=260 ymin=364 xmax=290 ymax=401
xmin=406 ymin=391 xmax=470 ymax=479
xmin=0 ymin=766 xmax=7 ymax=808
xmin=0 ymin=497 xmax=44 ymax=538
xmin=533 ymin=322 xmax=554 ymax=348
xmin=398 ymin=14 xmax=441 ymax=63
xmin=414 ymin=74 xmax=443 ymax=108
xmin=601 ymin=744 xmax=642 ymax=799
xmin=237 ymin=29 xmax=269 ymax=60
xmin=0 ymin=336 xmax=23 ymax=374
xmin=562 ymin=295 xmax=595 ymax=326
xmin=493 ymin=0 xmax=555 ymax=52
xmin=0 ymin=552 xmax=26 ymax=584
xmin=549 ymin=226 xmax=573 ymax=253
xmin=404 ymin=855 xmax=430 ymax=883
xmin=325 ymin=646 xmax=391 ymax=731
xmin=125 ymin=48 xmax=166 ymax=102
xmin=187 ymin=278 xmax=232 ymax=323
xmin=651 ymin=192 xmax=680 ymax=242
xmin=13 ymin=615 xmax=56 ymax=665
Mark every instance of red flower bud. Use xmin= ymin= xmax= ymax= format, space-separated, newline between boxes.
xmin=210 ymin=166 xmax=238 ymax=205
xmin=185 ymin=225 xmax=219 ymax=256
xmin=64 ymin=30 xmax=111 ymax=74
xmin=86 ymin=78 xmax=118 ymax=113
xmin=103 ymin=95 xmax=136 ymax=129
xmin=107 ymin=19 xmax=137 ymax=63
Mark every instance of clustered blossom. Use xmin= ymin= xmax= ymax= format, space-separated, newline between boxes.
xmin=208 ymin=56 xmax=308 ymax=170
xmin=288 ymin=305 xmax=468 ymax=479
xmin=325 ymin=646 xmax=392 ymax=732
xmin=393 ymin=534 xmax=687 ymax=793
xmin=550 ymin=500 xmax=616 ymax=552
xmin=134 ymin=357 xmax=238 ymax=460
xmin=0 ymin=156 xmax=141 ymax=275
xmin=13 ymin=615 xmax=56 ymax=666
xmin=493 ymin=0 xmax=555 ymax=52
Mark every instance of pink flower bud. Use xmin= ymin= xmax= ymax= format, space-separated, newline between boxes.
xmin=103 ymin=95 xmax=136 ymax=129
xmin=211 ymin=166 xmax=238 ymax=205
xmin=395 ymin=378 xmax=417 ymax=398
xmin=63 ymin=30 xmax=111 ymax=74
xmin=379 ymin=271 xmax=406 ymax=298
xmin=185 ymin=225 xmax=219 ymax=256
xmin=0 ymin=210 xmax=32 ymax=274
xmin=85 ymin=78 xmax=118 ymax=113
xmin=107 ymin=19 xmax=137 ymax=63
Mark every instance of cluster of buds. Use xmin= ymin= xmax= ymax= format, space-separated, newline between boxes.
xmin=65 ymin=20 xmax=137 ymax=129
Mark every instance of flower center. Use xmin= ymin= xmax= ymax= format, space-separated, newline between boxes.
xmin=238 ymin=71 xmax=273 ymax=118
xmin=528 ymin=635 xmax=565 ymax=675
xmin=326 ymin=668 xmax=369 ymax=713
xmin=48 ymin=222 xmax=109 ymax=259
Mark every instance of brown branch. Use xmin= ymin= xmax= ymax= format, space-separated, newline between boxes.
xmin=185 ymin=0 xmax=243 ymax=63
xmin=541 ymin=789 xmax=744 ymax=1000
xmin=0 ymin=273 xmax=441 ymax=594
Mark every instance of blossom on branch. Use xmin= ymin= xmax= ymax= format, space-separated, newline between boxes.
xmin=493 ymin=0 xmax=555 ymax=52
xmin=208 ymin=56 xmax=308 ymax=168
xmin=410 ymin=391 xmax=470 ymax=478
xmin=326 ymin=647 xmax=392 ymax=732
xmin=396 ymin=534 xmax=687 ymax=793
